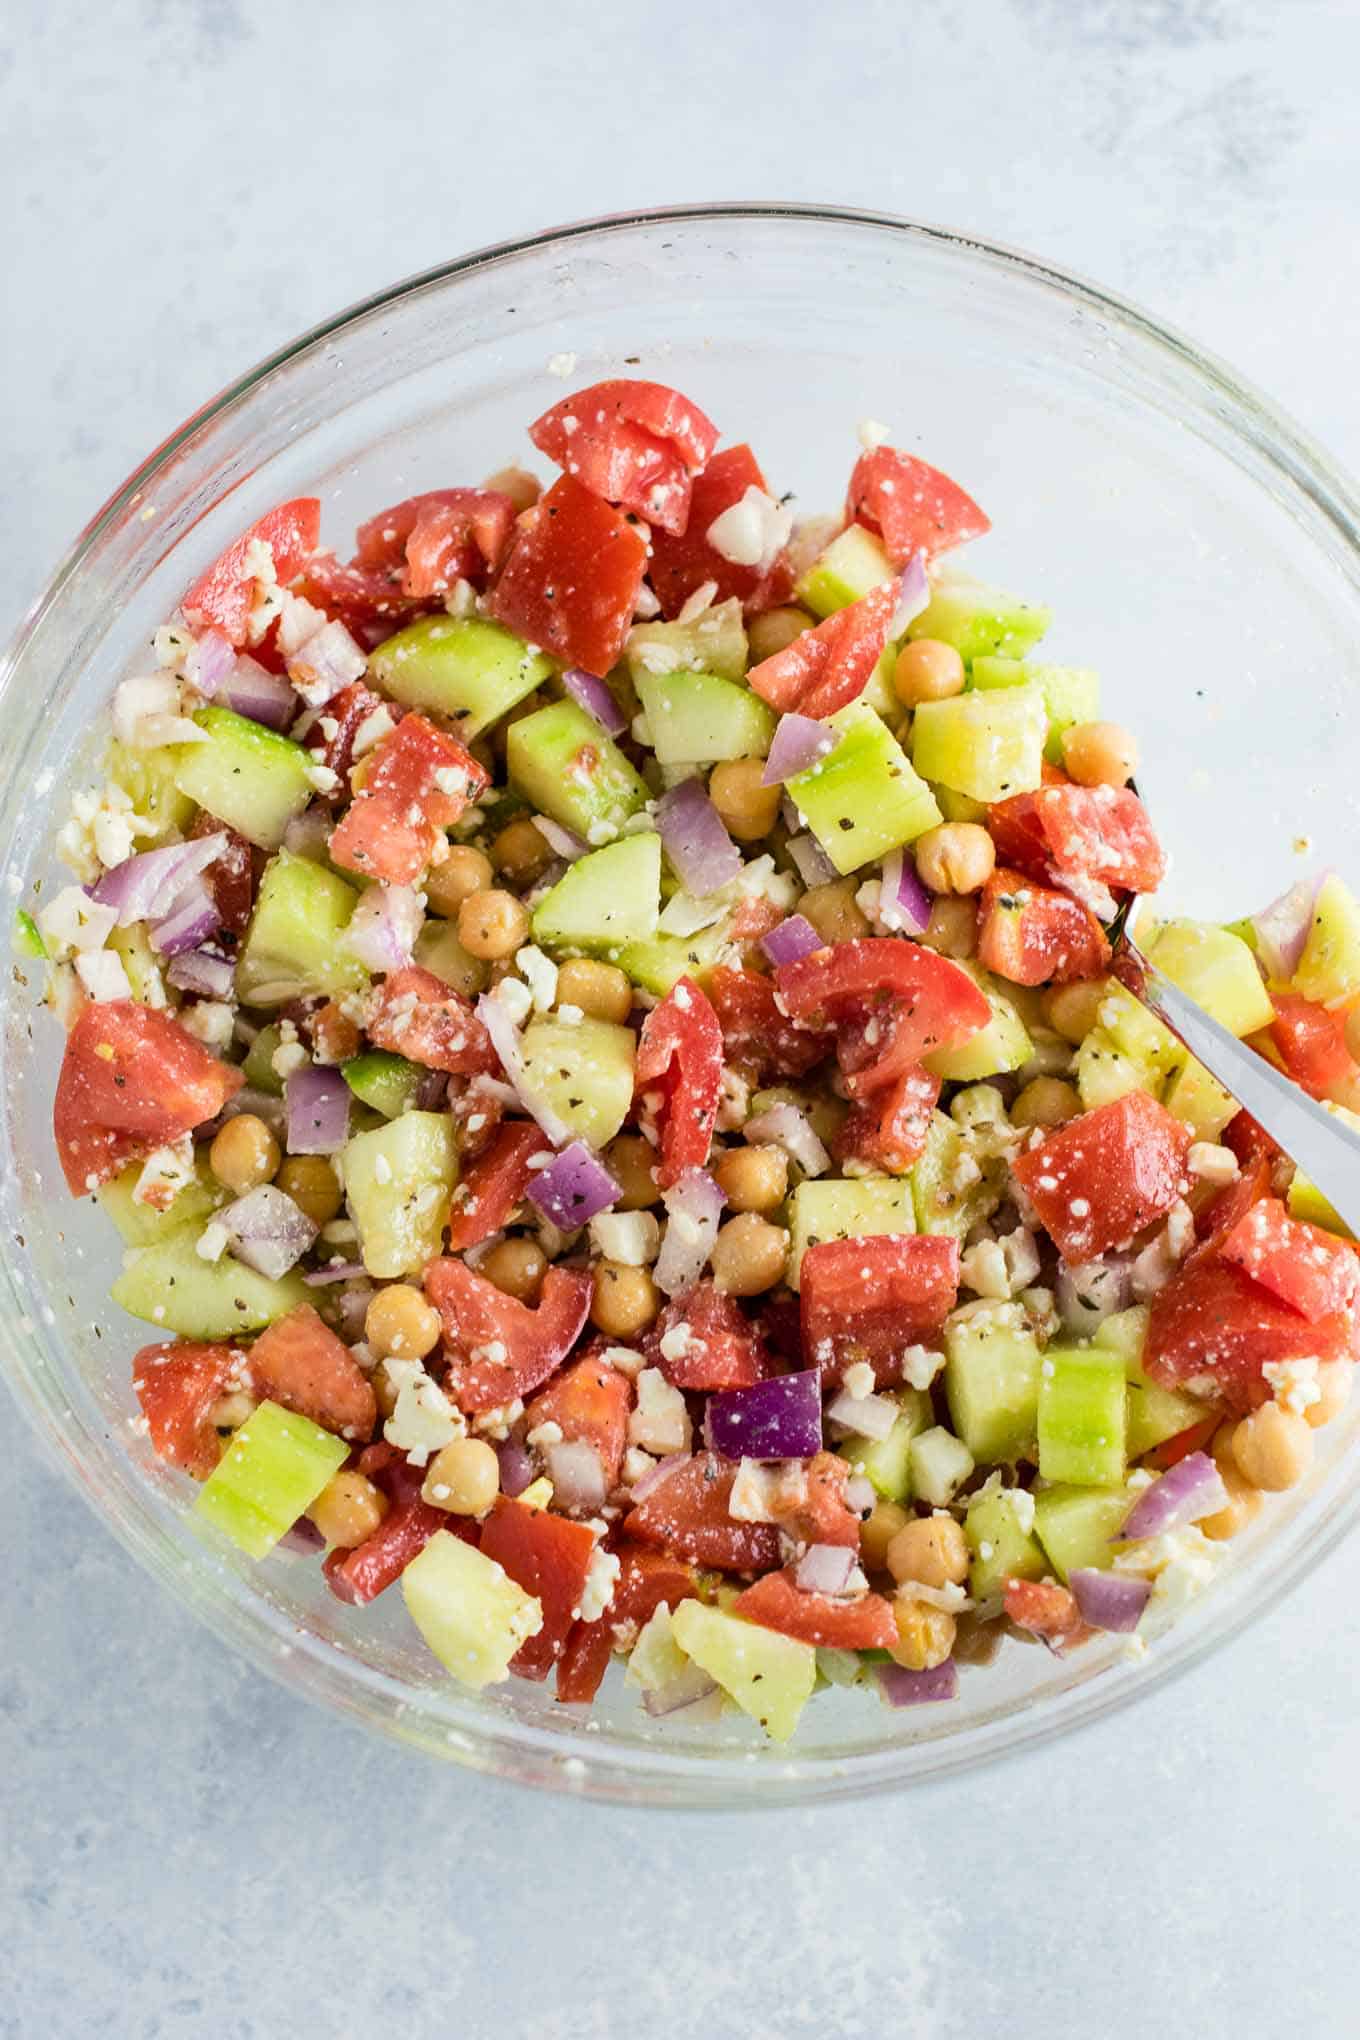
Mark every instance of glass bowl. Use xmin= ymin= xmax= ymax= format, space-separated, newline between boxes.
xmin=4 ymin=204 xmax=1360 ymax=1809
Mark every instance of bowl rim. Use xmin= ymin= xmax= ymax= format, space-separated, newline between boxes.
xmin=6 ymin=199 xmax=1360 ymax=1808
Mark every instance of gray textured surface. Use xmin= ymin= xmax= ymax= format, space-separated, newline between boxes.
xmin=5 ymin=3 xmax=1360 ymax=2035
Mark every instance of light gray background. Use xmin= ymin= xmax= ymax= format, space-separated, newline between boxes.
xmin=5 ymin=3 xmax=1360 ymax=2035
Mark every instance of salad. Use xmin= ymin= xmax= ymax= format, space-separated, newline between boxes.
xmin=24 ymin=376 xmax=1360 ymax=1744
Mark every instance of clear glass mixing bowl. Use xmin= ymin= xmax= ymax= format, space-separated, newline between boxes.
xmin=4 ymin=205 xmax=1360 ymax=1808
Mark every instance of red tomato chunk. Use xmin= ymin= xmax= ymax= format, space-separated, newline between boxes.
xmin=426 ymin=1258 xmax=593 ymax=1411
xmin=246 ymin=1303 xmax=376 ymax=1442
xmin=648 ymin=443 xmax=792 ymax=617
xmin=445 ymin=1120 xmax=544 ymax=1251
xmin=1217 ymin=1197 xmax=1360 ymax=1324
xmin=747 ymin=579 xmax=901 ymax=721
xmin=1144 ymin=1257 xmax=1358 ymax=1416
xmin=801 ymin=1234 xmax=961 ymax=1386
xmin=479 ymin=1497 xmax=599 ymax=1679
xmin=529 ymin=378 xmax=718 ymax=536
xmin=328 ymin=714 xmax=487 ymax=886
xmin=367 ymin=965 xmax=496 ymax=1076
xmin=977 ymin=867 xmax=1111 ymax=986
xmin=633 ymin=976 xmax=724 ymax=1188
xmin=647 ymin=1282 xmax=769 ymax=1391
xmin=487 ymin=474 xmax=648 ymax=678
xmin=846 ymin=446 xmax=990 ymax=567
xmin=54 ymin=1001 xmax=244 ymax=1195
xmin=1012 ymin=1090 xmax=1191 ymax=1262
xmin=182 ymin=498 xmax=321 ymax=646
xmin=735 ymin=1569 xmax=898 ymax=1650
xmin=133 ymin=1340 xmax=241 ymax=1479
xmin=624 ymin=1453 xmax=782 ymax=1572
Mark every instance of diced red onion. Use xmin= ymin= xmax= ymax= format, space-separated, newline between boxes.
xmin=1070 ymin=1569 xmax=1152 ymax=1633
xmin=220 ymin=655 xmax=298 ymax=732
xmin=786 ymin=832 xmax=838 ymax=889
xmin=1056 ymin=1257 xmax=1133 ymax=1338
xmin=878 ymin=1659 xmax=959 ymax=1707
xmin=705 ymin=1368 xmax=823 ymax=1462
xmin=532 ymin=815 xmax=590 ymax=862
xmin=890 ymin=552 xmax=930 ymax=637
xmin=825 ymin=1388 xmax=900 ymax=1440
xmin=346 ymin=883 xmax=424 ymax=974
xmin=1251 ymin=872 xmax=1328 ymax=982
xmin=276 ymin=1515 xmax=327 ymax=1555
xmin=302 ymin=1259 xmax=367 ymax=1286
xmin=743 ymin=1102 xmax=830 ymax=1178
xmin=90 ymin=833 xmax=228 ymax=926
xmin=165 ymin=944 xmax=236 ymax=999
xmin=213 ymin=1085 xmax=287 ymax=1135
xmin=1117 ymin=1452 xmax=1228 ymax=1543
xmin=286 ymin=620 xmax=367 ymax=707
xmin=150 ymin=879 xmax=221 ymax=957
xmin=655 ymin=778 xmax=743 ymax=896
xmin=642 ymin=1664 xmax=720 ymax=1718
xmin=794 ymin=1543 xmax=857 ymax=1595
xmin=476 ymin=992 xmax=573 ymax=1147
xmin=220 ymin=1184 xmax=319 ymax=1278
xmin=762 ymin=713 xmax=834 ymax=786
xmin=561 ymin=666 xmax=627 ymax=737
xmin=496 ymin=1438 xmax=536 ymax=1498
xmin=654 ymin=1168 xmax=725 ymax=1296
xmin=629 ymin=1450 xmax=693 ymax=1504
xmin=188 ymin=627 xmax=237 ymax=697
xmin=545 ymin=1439 xmax=608 ymax=1514
xmin=760 ymin=914 xmax=824 ymax=968
xmin=878 ymin=849 xmax=932 ymax=936
xmin=527 ymin=1140 xmax=620 ymax=1230
xmin=286 ymin=1064 xmax=351 ymax=1155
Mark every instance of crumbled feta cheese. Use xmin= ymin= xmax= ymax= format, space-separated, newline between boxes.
xmin=843 ymin=1361 xmax=875 ymax=1401
xmin=133 ymin=1134 xmax=197 ymax=1210
xmin=1187 ymin=1142 xmax=1239 ymax=1186
xmin=305 ymin=762 xmax=340 ymax=795
xmin=1007 ymin=1487 xmax=1036 ymax=1535
xmin=472 ymin=1398 xmax=524 ymax=1442
xmin=383 ymin=1360 xmax=464 ymax=1465
xmin=180 ymin=999 xmax=236 ymax=1050
xmin=271 ymin=1039 xmax=309 ymax=1080
xmin=857 ymin=417 xmax=892 ymax=450
xmin=600 ymin=1344 xmax=646 ymax=1378
xmin=492 ymin=975 xmax=533 ymax=1026
xmin=111 ymin=673 xmax=207 ymax=750
xmin=547 ymin=351 xmax=577 ymax=378
xmin=960 ymin=1238 xmax=1011 ymax=1301
xmin=39 ymin=887 xmax=118 ymax=966
xmin=705 ymin=487 xmax=793 ymax=571
xmin=590 ymin=1211 xmax=661 ymax=1266
xmin=515 ymin=945 xmax=559 ymax=1014
xmin=526 ymin=1420 xmax=564 ymax=1451
xmin=1263 ymin=1356 xmax=1322 ymax=1417
xmin=627 ymin=1368 xmax=692 ymax=1455
xmin=576 ymin=1542 xmax=621 ymax=1624
xmin=241 ymin=536 xmax=286 ymax=647
xmin=195 ymin=1221 xmax=230 ymax=1263
xmin=999 ymin=1226 xmax=1041 ymax=1295
xmin=622 ymin=1446 xmax=657 ymax=1486
xmin=900 ymin=1344 xmax=944 ymax=1391
xmin=727 ymin=1459 xmax=781 ymax=1523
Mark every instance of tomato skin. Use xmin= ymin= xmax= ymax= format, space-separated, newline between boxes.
xmin=524 ymin=1351 xmax=634 ymax=1488
xmin=354 ymin=487 xmax=515 ymax=592
xmin=1146 ymin=1414 xmax=1220 ymax=1470
xmin=367 ymin=964 xmax=496 ymax=1077
xmin=306 ymin=680 xmax=386 ymax=803
xmin=1144 ymin=1256 xmax=1357 ymax=1415
xmin=707 ymin=965 xmax=830 ymax=1081
xmin=1191 ymin=1156 xmax=1271 ymax=1259
xmin=245 ymin=1303 xmax=377 ymax=1441
xmin=1270 ymin=994 xmax=1358 ymax=1102
xmin=1037 ymin=785 xmax=1165 ymax=894
xmin=182 ymin=498 xmax=321 ymax=646
xmin=735 ymin=1569 xmax=897 ymax=1649
xmin=634 ymin=976 xmax=724 ymax=1189
xmin=1003 ymin=1578 xmax=1088 ymax=1645
xmin=647 ymin=1281 xmax=769 ymax=1390
xmin=323 ymin=1480 xmax=453 ymax=1606
xmin=833 ymin=1064 xmax=941 ymax=1174
xmin=800 ymin=1234 xmax=961 ymax=1386
xmin=445 ymin=1119 xmax=544 ymax=1250
xmin=487 ymin=474 xmax=648 ymax=678
xmin=645 ymin=444 xmax=790 ymax=616
xmin=54 ymin=1001 xmax=244 ymax=1195
xmin=1218 ymin=1197 xmax=1360 ymax=1323
xmin=976 ymin=866 xmax=1111 ymax=986
xmin=329 ymin=713 xmax=487 ymax=886
xmin=133 ymin=1340 xmax=239 ymax=1478
xmin=624 ymin=1452 xmax=783 ymax=1571
xmin=846 ymin=446 xmax=990 ymax=567
xmin=298 ymin=553 xmax=426 ymax=640
xmin=1012 ymin=1090 xmax=1192 ymax=1262
xmin=479 ymin=1497 xmax=599 ymax=1680
xmin=426 ymin=1258 xmax=593 ymax=1411
xmin=747 ymin=578 xmax=900 ymax=720
xmin=781 ymin=1451 xmax=861 ymax=1549
xmin=555 ymin=1541 xmax=698 ymax=1703
xmin=775 ymin=937 xmax=991 ymax=1074
xmin=528 ymin=379 xmax=718 ymax=536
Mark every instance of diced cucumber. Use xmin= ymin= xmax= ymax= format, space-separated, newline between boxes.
xmin=1037 ymin=1345 xmax=1127 ymax=1486
xmin=1092 ymin=1306 xmax=1151 ymax=1379
xmin=531 ymin=834 xmax=662 ymax=951
xmin=787 ymin=1174 xmax=915 ymax=1290
xmin=964 ymin=1486 xmax=1046 ymax=1601
xmin=173 ymin=707 xmax=313 ymax=850
xmin=97 ymin=1158 xmax=222 ymax=1246
xmin=1292 ymin=873 xmax=1360 ymax=1008
xmin=1143 ymin=920 xmax=1274 ymax=1038
xmin=413 ymin=918 xmax=489 ymax=1000
xmin=1162 ymin=1054 xmax=1238 ymax=1140
xmin=1075 ymin=1029 xmax=1157 ymax=1111
xmin=343 ymin=1050 xmax=423 ymax=1120
xmin=934 ymin=787 xmax=988 ymax=824
xmin=242 ymin=1024 xmax=285 ymax=1096
xmin=106 ymin=739 xmax=197 ymax=838
xmin=112 ymin=1223 xmax=307 ymax=1338
xmin=519 ymin=1016 xmax=636 ymax=1150
xmin=971 ymin=657 xmax=1100 ymax=763
xmin=236 ymin=850 xmax=367 ymax=1008
xmin=368 ymin=616 xmax=554 ymax=737
xmin=907 ymin=573 xmax=1052 ymax=665
xmin=910 ymin=682 xmax=1047 ymax=803
xmin=921 ymin=961 xmax=1033 ymax=1082
xmin=108 ymin=923 xmax=167 ymax=1005
xmin=616 ymin=914 xmax=734 ymax=997
xmin=837 ymin=1388 xmax=932 ymax=1502
xmin=943 ymin=1303 xmax=1042 ymax=1465
xmin=1126 ymin=1381 xmax=1207 ymax=1458
xmin=506 ymin=701 xmax=648 ymax=842
xmin=12 ymin=907 xmax=45 ymax=959
xmin=345 ymin=1111 xmax=456 ymax=1277
xmin=627 ymin=597 xmax=748 ymax=683
xmin=908 ymin=1425 xmax=975 ymax=1507
xmin=794 ymin=525 xmax=894 ymax=618
xmin=1032 ymin=1484 xmax=1131 ymax=1583
xmin=911 ymin=1111 xmax=1004 ymax=1238
xmin=634 ymin=668 xmax=775 ymax=766
xmin=1287 ymin=1101 xmax=1360 ymax=1239
xmin=195 ymin=1399 xmax=349 ymax=1559
xmin=403 ymin=1530 xmax=545 ymax=1689
xmin=670 ymin=1600 xmax=816 ymax=1744
xmin=1094 ymin=981 xmax=1183 ymax=1084
xmin=786 ymin=704 xmax=941 ymax=876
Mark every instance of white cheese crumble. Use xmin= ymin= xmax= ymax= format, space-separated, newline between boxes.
xmin=195 ymin=1221 xmax=230 ymax=1264
xmin=576 ymin=1542 xmax=621 ymax=1624
xmin=599 ymin=1344 xmax=646 ymax=1378
xmin=180 ymin=1000 xmax=236 ymax=1050
xmin=133 ymin=1134 xmax=197 ymax=1210
xmin=857 ymin=417 xmax=892 ymax=450
xmin=705 ymin=487 xmax=794 ymax=571
xmin=72 ymin=948 xmax=131 ymax=1003
xmin=1187 ymin=1141 xmax=1240 ymax=1186
xmin=492 ymin=975 xmax=533 ymax=1027
xmin=514 ymin=945 xmax=559 ymax=1014
xmin=590 ymin=1211 xmax=661 ymax=1267
xmin=627 ymin=1368 xmax=692 ymax=1456
xmin=842 ymin=1361 xmax=875 ymax=1401
xmin=900 ymin=1344 xmax=944 ymax=1392
xmin=1263 ymin=1356 xmax=1322 ymax=1417
xmin=383 ymin=1360 xmax=464 ymax=1465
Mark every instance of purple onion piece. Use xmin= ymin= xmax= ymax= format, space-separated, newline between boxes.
xmin=220 ymin=1184 xmax=319 ymax=1279
xmin=878 ymin=848 xmax=932 ymax=936
xmin=526 ymin=1139 xmax=620 ymax=1231
xmin=655 ymin=778 xmax=743 ymax=897
xmin=219 ymin=655 xmax=298 ymax=732
xmin=794 ymin=1543 xmax=856 ymax=1595
xmin=166 ymin=944 xmax=236 ymax=999
xmin=628 ymin=1450 xmax=693 ymax=1503
xmin=762 ymin=712 xmax=834 ymax=786
xmin=889 ymin=551 xmax=930 ymax=637
xmin=1251 ymin=872 xmax=1328 ymax=982
xmin=1070 ymin=1569 xmax=1152 ymax=1634
xmin=476 ymin=992 xmax=573 ymax=1148
xmin=276 ymin=1515 xmax=327 ymax=1555
xmin=1117 ymin=1452 xmax=1228 ymax=1543
xmin=786 ymin=832 xmax=838 ymax=890
xmin=90 ymin=833 xmax=228 ymax=926
xmin=878 ymin=1659 xmax=959 ymax=1708
xmin=496 ymin=1438 xmax=536 ymax=1498
xmin=705 ymin=1368 xmax=823 ymax=1462
xmin=760 ymin=913 xmax=824 ymax=968
xmin=150 ymin=879 xmax=221 ymax=957
xmin=413 ymin=1068 xmax=449 ymax=1111
xmin=189 ymin=627 xmax=237 ymax=697
xmin=302 ymin=1260 xmax=367 ymax=1287
xmin=544 ymin=1439 xmax=608 ymax=1515
xmin=654 ymin=1168 xmax=725 ymax=1297
xmin=562 ymin=666 xmax=627 ymax=737
xmin=532 ymin=815 xmax=590 ymax=862
xmin=285 ymin=1065 xmax=351 ymax=1155
xmin=642 ymin=1664 xmax=720 ymax=1718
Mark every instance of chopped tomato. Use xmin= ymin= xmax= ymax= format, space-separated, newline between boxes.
xmin=1144 ymin=1256 xmax=1358 ymax=1415
xmin=647 ymin=1282 xmax=769 ymax=1390
xmin=1146 ymin=1414 xmax=1220 ymax=1470
xmin=355 ymin=487 xmax=515 ymax=593
xmin=1223 ymin=1109 xmax=1293 ymax=1196
xmin=182 ymin=498 xmax=321 ymax=646
xmin=190 ymin=811 xmax=255 ymax=937
xmin=800 ymin=1234 xmax=961 ymax=1386
xmin=846 ymin=446 xmax=990 ymax=567
xmin=647 ymin=443 xmax=792 ymax=617
xmin=306 ymin=679 xmax=387 ymax=802
xmin=426 ymin=1258 xmax=593 ymax=1411
xmin=1191 ymin=1155 xmax=1271 ymax=1259
xmin=747 ymin=578 xmax=900 ymax=720
xmin=986 ymin=790 xmax=1053 ymax=884
xmin=1012 ymin=1090 xmax=1191 ymax=1262
xmin=555 ymin=1541 xmax=698 ymax=1704
xmin=329 ymin=714 xmax=487 ymax=886
xmin=1033 ymin=784 xmax=1165 ymax=895
xmin=297 ymin=553 xmax=426 ymax=639
xmin=445 ymin=1119 xmax=544 ymax=1251
xmin=524 ymin=1352 xmax=634 ymax=1488
xmin=734 ymin=1569 xmax=897 ymax=1649
xmin=706 ymin=965 xmax=830 ymax=1081
xmin=1270 ymin=993 xmax=1358 ymax=1102
xmin=246 ymin=1303 xmax=376 ymax=1441
xmin=367 ymin=965 xmax=496 ymax=1077
xmin=1003 ymin=1578 xmax=1088 ymax=1646
xmin=775 ymin=937 xmax=991 ymax=1082
xmin=528 ymin=379 xmax=718 ymax=536
xmin=54 ymin=1001 xmax=243 ymax=1195
xmin=634 ymin=976 xmax=724 ymax=1188
xmin=1218 ymin=1197 xmax=1360 ymax=1323
xmin=479 ymin=1497 xmax=599 ymax=1680
xmin=623 ymin=1452 xmax=782 ymax=1572
xmin=833 ymin=1064 xmax=940 ymax=1174
xmin=779 ymin=1451 xmax=862 ymax=1549
xmin=324 ymin=1484 xmax=451 ymax=1605
xmin=486 ymin=474 xmax=647 ymax=678
xmin=133 ymin=1340 xmax=239 ymax=1479
xmin=976 ymin=866 xmax=1111 ymax=986
xmin=307 ymin=999 xmax=361 ymax=1066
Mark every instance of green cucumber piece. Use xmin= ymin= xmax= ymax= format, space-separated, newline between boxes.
xmin=1126 ymin=1381 xmax=1208 ymax=1458
xmin=518 ymin=1017 xmax=636 ymax=1150
xmin=1292 ymin=873 xmax=1360 ymax=1008
xmin=1143 ymin=920 xmax=1273 ymax=1038
xmin=907 ymin=573 xmax=1052 ymax=665
xmin=345 ymin=1111 xmax=457 ymax=1278
xmin=369 ymin=616 xmax=553 ymax=737
xmin=1075 ymin=1029 xmax=1158 ymax=1111
xmin=787 ymin=1174 xmax=915 ymax=1290
xmin=616 ymin=914 xmax=735 ymax=997
xmin=413 ymin=919 xmax=489 ymax=999
xmin=943 ymin=1303 xmax=1042 ymax=1465
xmin=173 ymin=707 xmax=313 ymax=850
xmin=403 ymin=1531 xmax=545 ymax=1689
xmin=921 ymin=961 xmax=1033 ymax=1082
xmin=97 ymin=1158 xmax=222 ymax=1246
xmin=910 ymin=682 xmax=1047 ymax=803
xmin=670 ymin=1600 xmax=816 ymax=1743
xmin=531 ymin=834 xmax=661 ymax=952
xmin=236 ymin=850 xmax=367 ymax=1008
xmin=242 ymin=1024 xmax=285 ymax=1096
xmin=112 ymin=1223 xmax=307 ymax=1338
xmin=343 ymin=1050 xmax=424 ymax=1120
xmin=106 ymin=738 xmax=197 ymax=838
xmin=506 ymin=701 xmax=648 ymax=842
xmin=1032 ymin=1484 xmax=1131 ymax=1582
xmin=971 ymin=657 xmax=1100 ymax=763
xmin=1092 ymin=1306 xmax=1151 ymax=1378
xmin=195 ymin=1399 xmax=348 ymax=1559
xmin=1037 ymin=1345 xmax=1127 ymax=1486
xmin=13 ymin=908 xmax=46 ymax=959
xmin=910 ymin=1111 xmax=1004 ymax=1238
xmin=837 ymin=1388 xmax=932 ymax=1502
xmin=1093 ymin=982 xmax=1183 ymax=1083
xmin=108 ymin=923 xmax=166 ymax=1005
xmin=908 ymin=1424 xmax=975 ymax=1507
xmin=1162 ymin=1055 xmax=1238 ymax=1140
xmin=627 ymin=598 xmax=748 ymax=684
xmin=786 ymin=703 xmax=941 ymax=876
xmin=634 ymin=669 xmax=775 ymax=766
xmin=964 ymin=1486 xmax=1046 ymax=1601
xmin=794 ymin=525 xmax=894 ymax=618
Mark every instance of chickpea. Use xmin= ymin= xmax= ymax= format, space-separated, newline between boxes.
xmin=747 ymin=605 xmax=814 ymax=664
xmin=1231 ymin=1402 xmax=1314 ymax=1491
xmin=1200 ymin=1421 xmax=1264 ymax=1542
xmin=860 ymin=1498 xmax=910 ymax=1574
xmin=1011 ymin=1076 xmax=1081 ymax=1130
xmin=365 ymin=1283 xmax=442 ymax=1361
xmin=422 ymin=1436 xmax=501 ymax=1517
xmin=708 ymin=758 xmax=782 ymax=843
xmin=893 ymin=638 xmax=965 ymax=709
xmin=458 ymin=887 xmax=531 ymax=960
xmin=800 ymin=879 xmax=870 ymax=946
xmin=309 ymin=1470 xmax=389 ymax=1549
xmin=1305 ymin=1359 xmax=1352 ymax=1430
xmin=556 ymin=958 xmax=633 ymax=1025
xmin=889 ymin=1596 xmax=957 ymax=1671
xmin=425 ymin=844 xmax=494 ymax=919
xmin=590 ymin=1261 xmax=660 ymax=1338
xmin=1043 ymin=978 xmax=1110 ymax=1045
xmin=209 ymin=1113 xmax=280 ymax=1195
xmin=274 ymin=1155 xmax=343 ymax=1229
xmin=886 ymin=1514 xmax=970 ymax=1590
xmin=922 ymin=895 xmax=977 ymax=960
xmin=1061 ymin=720 xmax=1139 ymax=789
xmin=715 ymin=1144 xmax=789 ymax=1215
xmin=913 ymin=822 xmax=996 ymax=897
xmin=710 ymin=1213 xmax=789 ymax=1296
xmin=492 ymin=816 xmax=554 ymax=886
xmin=479 ymin=1236 xmax=547 ymax=1304
xmin=605 ymin=1134 xmax=660 ymax=1211
xmin=482 ymin=464 xmax=542 ymax=513
xmin=209 ymin=1390 xmax=256 ymax=1433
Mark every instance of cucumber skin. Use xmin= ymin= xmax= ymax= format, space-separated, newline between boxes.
xmin=112 ymin=1224 xmax=308 ymax=1338
xmin=174 ymin=707 xmax=314 ymax=850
